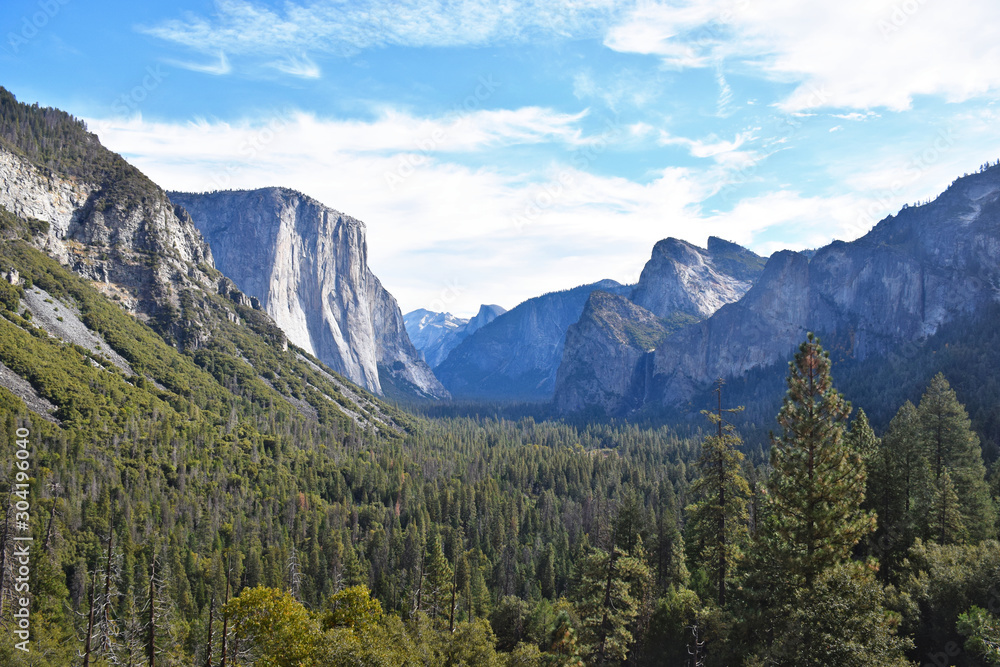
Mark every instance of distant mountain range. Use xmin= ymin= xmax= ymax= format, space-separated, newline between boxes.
xmin=404 ymin=304 xmax=506 ymax=368
xmin=416 ymin=236 xmax=765 ymax=403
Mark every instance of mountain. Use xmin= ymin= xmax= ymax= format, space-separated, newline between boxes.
xmin=553 ymin=236 xmax=764 ymax=415
xmin=635 ymin=165 xmax=1000 ymax=421
xmin=553 ymin=291 xmax=671 ymax=417
xmin=630 ymin=236 xmax=765 ymax=318
xmin=168 ymin=188 xmax=449 ymax=401
xmin=404 ymin=303 xmax=506 ymax=368
xmin=0 ymin=88 xmax=215 ymax=344
xmin=0 ymin=87 xmax=411 ymax=436
xmin=434 ymin=279 xmax=631 ymax=401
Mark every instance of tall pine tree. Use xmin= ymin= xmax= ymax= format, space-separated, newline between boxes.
xmin=769 ymin=334 xmax=875 ymax=587
xmin=916 ymin=373 xmax=996 ymax=542
xmin=685 ymin=383 xmax=750 ymax=606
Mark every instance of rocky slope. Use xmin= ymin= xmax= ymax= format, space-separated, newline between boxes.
xmin=434 ymin=280 xmax=631 ymax=400
xmin=0 ymin=95 xmax=215 ymax=330
xmin=630 ymin=236 xmax=765 ymax=318
xmin=553 ymin=291 xmax=669 ymax=416
xmin=168 ymin=188 xmax=448 ymax=399
xmin=553 ymin=237 xmax=763 ymax=414
xmin=644 ymin=166 xmax=1000 ymax=411
xmin=404 ymin=304 xmax=506 ymax=368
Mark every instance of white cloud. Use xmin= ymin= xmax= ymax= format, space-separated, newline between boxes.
xmin=84 ymin=107 xmax=802 ymax=314
xmin=83 ymin=103 xmax=999 ymax=315
xmin=658 ymin=129 xmax=757 ymax=165
xmin=604 ymin=0 xmax=1000 ymax=111
xmin=141 ymin=0 xmax=623 ymax=59
xmin=165 ymin=51 xmax=231 ymax=75
xmin=268 ymin=54 xmax=321 ymax=79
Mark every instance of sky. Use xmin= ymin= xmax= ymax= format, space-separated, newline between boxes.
xmin=2 ymin=0 xmax=1000 ymax=317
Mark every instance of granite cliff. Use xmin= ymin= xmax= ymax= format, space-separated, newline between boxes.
xmin=169 ymin=188 xmax=448 ymax=399
xmin=553 ymin=237 xmax=764 ymax=414
xmin=0 ymin=88 xmax=233 ymax=350
xmin=639 ymin=166 xmax=1000 ymax=415
xmin=435 ymin=280 xmax=631 ymax=401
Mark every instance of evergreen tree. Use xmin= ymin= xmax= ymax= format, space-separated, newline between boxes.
xmin=868 ymin=401 xmax=927 ymax=579
xmin=423 ymin=531 xmax=452 ymax=621
xmin=770 ymin=561 xmax=912 ymax=666
xmin=931 ymin=471 xmax=967 ymax=545
xmin=651 ymin=481 xmax=688 ymax=593
xmin=847 ymin=409 xmax=879 ymax=477
xmin=572 ymin=544 xmax=651 ymax=665
xmin=685 ymin=384 xmax=750 ymax=606
xmin=769 ymin=334 xmax=875 ymax=587
xmin=916 ymin=373 xmax=996 ymax=542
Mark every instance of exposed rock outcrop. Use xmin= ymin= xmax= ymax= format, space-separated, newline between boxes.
xmin=630 ymin=236 xmax=764 ymax=318
xmin=553 ymin=237 xmax=763 ymax=415
xmin=169 ymin=188 xmax=448 ymax=399
xmin=553 ymin=291 xmax=667 ymax=416
xmin=0 ymin=144 xmax=214 ymax=322
xmin=645 ymin=167 xmax=1000 ymax=410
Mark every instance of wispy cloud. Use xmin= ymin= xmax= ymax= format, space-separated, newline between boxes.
xmin=268 ymin=54 xmax=321 ymax=79
xmin=84 ymin=107 xmax=891 ymax=314
xmin=140 ymin=0 xmax=624 ymax=58
xmin=165 ymin=50 xmax=231 ymax=75
xmin=658 ymin=129 xmax=756 ymax=163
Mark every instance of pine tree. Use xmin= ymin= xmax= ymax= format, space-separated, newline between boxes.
xmin=916 ymin=373 xmax=996 ymax=542
xmin=423 ymin=531 xmax=452 ymax=621
xmin=931 ymin=471 xmax=967 ymax=545
xmin=572 ymin=543 xmax=651 ymax=665
xmin=769 ymin=334 xmax=875 ymax=587
xmin=652 ymin=481 xmax=687 ymax=592
xmin=847 ymin=409 xmax=879 ymax=476
xmin=868 ymin=401 xmax=927 ymax=579
xmin=685 ymin=383 xmax=750 ymax=606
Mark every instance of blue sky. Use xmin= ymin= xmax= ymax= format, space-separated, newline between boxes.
xmin=2 ymin=0 xmax=1000 ymax=316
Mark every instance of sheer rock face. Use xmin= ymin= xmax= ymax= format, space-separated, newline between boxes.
xmin=647 ymin=168 xmax=1000 ymax=409
xmin=404 ymin=304 xmax=506 ymax=369
xmin=552 ymin=237 xmax=763 ymax=415
xmin=554 ymin=291 xmax=666 ymax=416
xmin=0 ymin=145 xmax=214 ymax=317
xmin=168 ymin=188 xmax=448 ymax=399
xmin=630 ymin=236 xmax=764 ymax=319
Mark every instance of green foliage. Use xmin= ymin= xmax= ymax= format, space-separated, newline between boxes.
xmin=769 ymin=561 xmax=912 ymax=666
xmin=572 ymin=543 xmax=652 ymax=664
xmin=895 ymin=539 xmax=1000 ymax=663
xmin=916 ymin=373 xmax=996 ymax=542
xmin=224 ymin=586 xmax=322 ymax=667
xmin=957 ymin=606 xmax=1000 ymax=666
xmin=686 ymin=397 xmax=750 ymax=606
xmin=769 ymin=334 xmax=876 ymax=587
